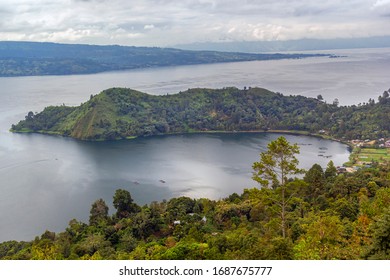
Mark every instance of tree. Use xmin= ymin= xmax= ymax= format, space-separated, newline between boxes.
xmin=89 ymin=198 xmax=109 ymax=226
xmin=113 ymin=189 xmax=140 ymax=219
xmin=324 ymin=160 xmax=337 ymax=180
xmin=166 ymin=197 xmax=196 ymax=222
xmin=332 ymin=198 xmax=358 ymax=221
xmin=264 ymin=237 xmax=293 ymax=259
xmin=252 ymin=136 xmax=303 ymax=238
xmin=25 ymin=111 xmax=34 ymax=120
xmin=364 ymin=207 xmax=390 ymax=259
xmin=303 ymin=164 xmax=325 ymax=202
xmin=132 ymin=208 xmax=162 ymax=239
xmin=317 ymin=94 xmax=323 ymax=101
xmin=293 ymin=214 xmax=346 ymax=259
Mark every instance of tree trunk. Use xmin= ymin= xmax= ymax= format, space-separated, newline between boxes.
xmin=281 ymin=185 xmax=286 ymax=238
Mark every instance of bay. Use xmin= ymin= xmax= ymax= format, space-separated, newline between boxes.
xmin=0 ymin=132 xmax=349 ymax=242
xmin=1 ymin=47 xmax=387 ymax=241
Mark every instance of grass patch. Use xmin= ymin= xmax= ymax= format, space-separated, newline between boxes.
xmin=351 ymin=147 xmax=390 ymax=165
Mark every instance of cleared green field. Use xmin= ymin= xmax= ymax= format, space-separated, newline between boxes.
xmin=356 ymin=148 xmax=390 ymax=163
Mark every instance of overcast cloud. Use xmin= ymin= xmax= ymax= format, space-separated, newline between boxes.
xmin=0 ymin=0 xmax=389 ymax=46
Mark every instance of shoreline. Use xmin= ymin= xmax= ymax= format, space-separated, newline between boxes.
xmin=162 ymin=128 xmax=351 ymax=145
xmin=10 ymin=127 xmax=354 ymax=165
xmin=11 ymin=127 xmax=350 ymax=145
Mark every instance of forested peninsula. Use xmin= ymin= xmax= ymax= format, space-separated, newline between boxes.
xmin=11 ymin=87 xmax=390 ymax=141
xmin=0 ymin=41 xmax=328 ymax=77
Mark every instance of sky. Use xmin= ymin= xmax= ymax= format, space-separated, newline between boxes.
xmin=0 ymin=0 xmax=389 ymax=47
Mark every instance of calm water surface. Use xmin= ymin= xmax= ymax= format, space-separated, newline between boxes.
xmin=1 ymin=47 xmax=387 ymax=241
xmin=0 ymin=132 xmax=349 ymax=241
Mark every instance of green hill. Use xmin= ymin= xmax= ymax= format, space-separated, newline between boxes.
xmin=11 ymin=87 xmax=390 ymax=141
xmin=0 ymin=41 xmax=328 ymax=77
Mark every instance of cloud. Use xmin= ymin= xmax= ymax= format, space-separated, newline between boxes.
xmin=371 ymin=0 xmax=390 ymax=16
xmin=372 ymin=0 xmax=390 ymax=7
xmin=144 ymin=24 xmax=155 ymax=30
xmin=0 ymin=0 xmax=389 ymax=46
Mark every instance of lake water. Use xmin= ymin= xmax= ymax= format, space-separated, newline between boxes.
xmin=1 ymin=47 xmax=388 ymax=242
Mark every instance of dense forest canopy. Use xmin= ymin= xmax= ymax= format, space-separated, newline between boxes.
xmin=0 ymin=41 xmax=328 ymax=77
xmin=11 ymin=87 xmax=390 ymax=141
xmin=1 ymin=136 xmax=389 ymax=260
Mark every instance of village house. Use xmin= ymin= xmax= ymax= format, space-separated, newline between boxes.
xmin=337 ymin=166 xmax=347 ymax=173
xmin=350 ymin=138 xmax=390 ymax=148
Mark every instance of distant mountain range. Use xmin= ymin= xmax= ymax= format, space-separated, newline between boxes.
xmin=174 ymin=36 xmax=390 ymax=53
xmin=0 ymin=41 xmax=328 ymax=77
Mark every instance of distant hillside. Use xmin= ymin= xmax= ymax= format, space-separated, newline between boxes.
xmin=11 ymin=87 xmax=390 ymax=141
xmin=175 ymin=36 xmax=390 ymax=52
xmin=0 ymin=41 xmax=327 ymax=77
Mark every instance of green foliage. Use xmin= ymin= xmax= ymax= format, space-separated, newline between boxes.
xmin=11 ymin=87 xmax=390 ymax=141
xmin=162 ymin=241 xmax=208 ymax=260
xmin=325 ymin=160 xmax=337 ymax=180
xmin=364 ymin=207 xmax=390 ymax=259
xmin=252 ymin=136 xmax=304 ymax=238
xmin=0 ymin=241 xmax=30 ymax=260
xmin=293 ymin=213 xmax=347 ymax=260
xmin=264 ymin=237 xmax=294 ymax=259
xmin=113 ymin=189 xmax=141 ymax=219
xmin=252 ymin=136 xmax=302 ymax=188
xmin=332 ymin=198 xmax=359 ymax=221
xmin=89 ymin=198 xmax=109 ymax=226
xmin=166 ymin=197 xmax=196 ymax=221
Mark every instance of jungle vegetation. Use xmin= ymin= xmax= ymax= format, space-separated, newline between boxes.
xmin=11 ymin=87 xmax=390 ymax=141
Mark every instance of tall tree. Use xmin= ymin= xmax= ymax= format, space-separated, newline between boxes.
xmin=252 ymin=136 xmax=303 ymax=238
xmin=113 ymin=189 xmax=140 ymax=219
xmin=324 ymin=160 xmax=337 ymax=180
xmin=89 ymin=198 xmax=109 ymax=226
xmin=303 ymin=163 xmax=325 ymax=202
xmin=364 ymin=207 xmax=390 ymax=259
